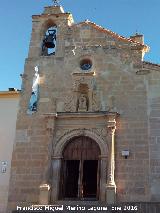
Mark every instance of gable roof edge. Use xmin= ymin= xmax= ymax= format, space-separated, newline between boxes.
xmin=72 ymin=20 xmax=149 ymax=52
xmin=143 ymin=61 xmax=160 ymax=70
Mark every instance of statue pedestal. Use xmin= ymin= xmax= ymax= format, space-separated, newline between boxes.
xmin=39 ymin=183 xmax=50 ymax=205
xmin=106 ymin=184 xmax=116 ymax=204
xmin=78 ymin=108 xmax=87 ymax=112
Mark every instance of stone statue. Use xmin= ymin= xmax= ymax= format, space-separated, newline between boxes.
xmin=78 ymin=94 xmax=87 ymax=112
xmin=27 ymin=66 xmax=39 ymax=114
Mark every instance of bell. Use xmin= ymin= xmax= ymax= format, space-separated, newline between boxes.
xmin=44 ymin=29 xmax=56 ymax=48
xmin=44 ymin=34 xmax=55 ymax=48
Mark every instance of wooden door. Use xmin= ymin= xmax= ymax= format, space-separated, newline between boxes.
xmin=61 ymin=136 xmax=100 ymax=200
xmin=63 ymin=136 xmax=100 ymax=160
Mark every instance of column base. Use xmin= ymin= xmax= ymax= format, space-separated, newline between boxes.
xmin=106 ymin=184 xmax=116 ymax=204
xmin=39 ymin=183 xmax=50 ymax=205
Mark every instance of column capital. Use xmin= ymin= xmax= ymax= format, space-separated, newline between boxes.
xmin=106 ymin=112 xmax=118 ymax=131
xmin=107 ymin=124 xmax=116 ymax=138
xmin=51 ymin=155 xmax=63 ymax=160
xmin=107 ymin=125 xmax=116 ymax=131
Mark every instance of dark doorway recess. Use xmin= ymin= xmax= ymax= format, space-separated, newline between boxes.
xmin=60 ymin=136 xmax=100 ymax=200
xmin=83 ymin=160 xmax=98 ymax=198
xmin=64 ymin=160 xmax=79 ymax=198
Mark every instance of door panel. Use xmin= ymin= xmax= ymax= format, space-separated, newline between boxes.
xmin=83 ymin=160 xmax=98 ymax=198
xmin=63 ymin=136 xmax=100 ymax=160
xmin=61 ymin=136 xmax=100 ymax=200
xmin=64 ymin=160 xmax=80 ymax=198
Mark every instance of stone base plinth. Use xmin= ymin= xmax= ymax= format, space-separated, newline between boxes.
xmin=39 ymin=184 xmax=50 ymax=205
xmin=106 ymin=184 xmax=116 ymax=204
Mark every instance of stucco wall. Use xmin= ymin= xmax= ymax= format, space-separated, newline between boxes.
xmin=0 ymin=94 xmax=19 ymax=213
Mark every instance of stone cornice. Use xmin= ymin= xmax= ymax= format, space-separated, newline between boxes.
xmin=43 ymin=111 xmax=119 ymax=119
xmin=72 ymin=71 xmax=95 ymax=77
xmin=32 ymin=13 xmax=72 ymax=20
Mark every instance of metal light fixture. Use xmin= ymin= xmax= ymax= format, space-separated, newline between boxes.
xmin=121 ymin=150 xmax=130 ymax=159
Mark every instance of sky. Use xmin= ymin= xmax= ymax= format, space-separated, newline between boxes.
xmin=0 ymin=0 xmax=160 ymax=91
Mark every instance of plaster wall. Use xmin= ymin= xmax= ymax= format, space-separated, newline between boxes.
xmin=0 ymin=95 xmax=19 ymax=213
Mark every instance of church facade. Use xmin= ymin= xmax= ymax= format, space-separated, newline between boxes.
xmin=6 ymin=3 xmax=160 ymax=212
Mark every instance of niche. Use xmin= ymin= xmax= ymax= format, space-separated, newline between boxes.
xmin=76 ymin=84 xmax=89 ymax=112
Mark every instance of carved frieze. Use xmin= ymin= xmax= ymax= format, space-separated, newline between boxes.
xmin=54 ymin=128 xmax=107 ymax=147
xmin=106 ymin=96 xmax=117 ymax=112
xmin=64 ymin=93 xmax=76 ymax=112
xmin=63 ymin=90 xmax=101 ymax=112
xmin=72 ymin=72 xmax=95 ymax=91
xmin=54 ymin=128 xmax=67 ymax=143
xmin=92 ymin=127 xmax=108 ymax=142
xmin=63 ymin=70 xmax=102 ymax=112
xmin=92 ymin=91 xmax=101 ymax=111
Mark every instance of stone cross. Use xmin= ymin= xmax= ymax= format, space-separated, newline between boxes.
xmin=52 ymin=0 xmax=60 ymax=6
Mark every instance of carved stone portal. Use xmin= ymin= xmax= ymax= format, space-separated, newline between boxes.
xmin=50 ymin=112 xmax=118 ymax=203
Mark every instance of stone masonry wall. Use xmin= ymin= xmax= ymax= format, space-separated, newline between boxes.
xmin=146 ymin=68 xmax=160 ymax=201
xmin=7 ymin=115 xmax=53 ymax=211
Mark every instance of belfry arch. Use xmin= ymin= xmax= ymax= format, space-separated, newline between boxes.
xmin=51 ymin=129 xmax=109 ymax=202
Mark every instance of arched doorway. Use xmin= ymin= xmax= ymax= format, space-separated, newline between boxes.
xmin=59 ymin=136 xmax=101 ymax=200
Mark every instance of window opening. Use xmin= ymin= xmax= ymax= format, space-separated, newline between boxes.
xmin=80 ymin=59 xmax=92 ymax=71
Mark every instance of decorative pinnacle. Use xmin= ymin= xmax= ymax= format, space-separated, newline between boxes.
xmin=52 ymin=0 xmax=60 ymax=6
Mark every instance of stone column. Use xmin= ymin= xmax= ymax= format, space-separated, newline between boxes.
xmin=106 ymin=124 xmax=116 ymax=203
xmin=51 ymin=156 xmax=62 ymax=202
